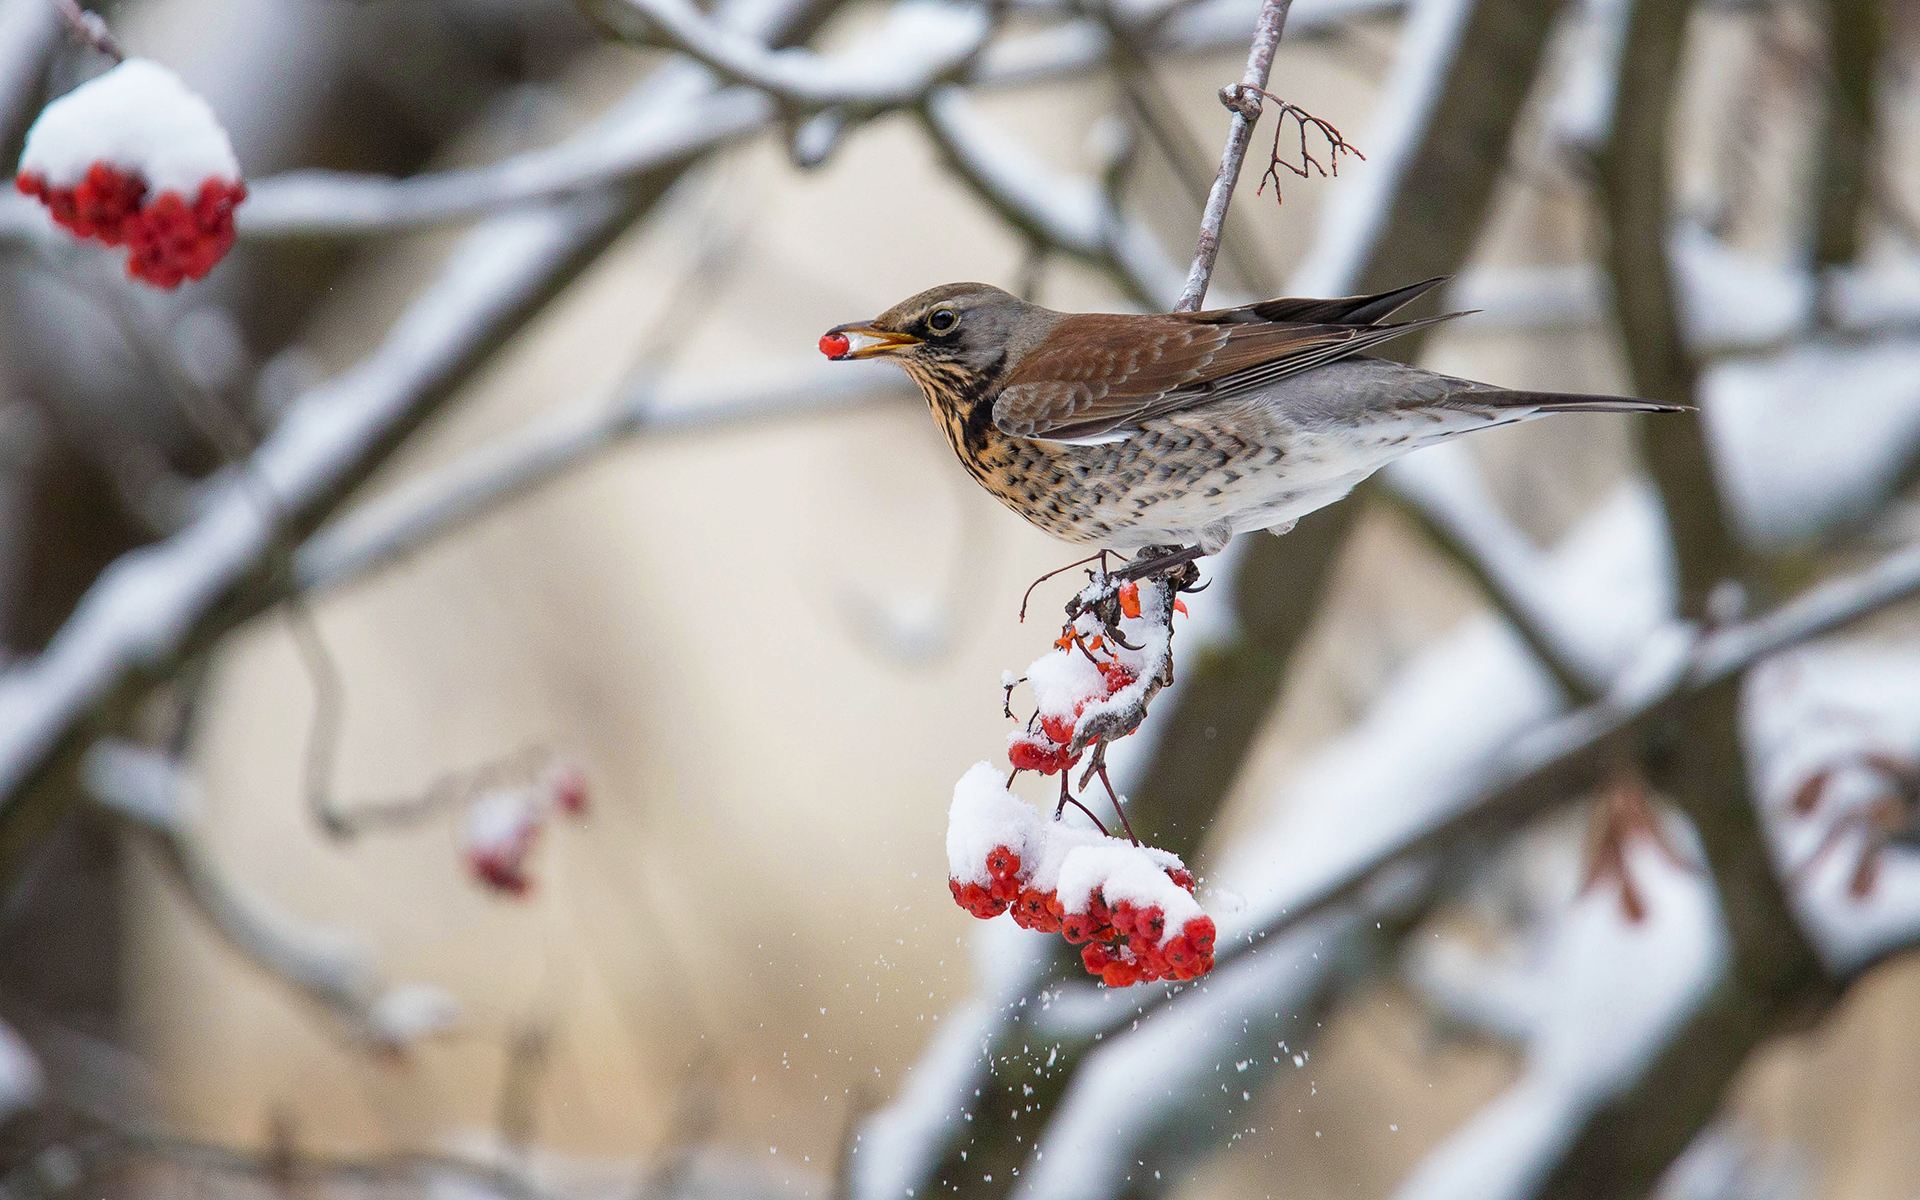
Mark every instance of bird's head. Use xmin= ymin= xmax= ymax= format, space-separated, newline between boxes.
xmin=821 ymin=283 xmax=1049 ymax=393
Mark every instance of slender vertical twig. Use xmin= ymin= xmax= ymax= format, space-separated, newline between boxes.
xmin=1175 ymin=0 xmax=1293 ymax=311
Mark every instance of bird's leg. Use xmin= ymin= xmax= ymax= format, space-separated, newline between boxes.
xmin=1019 ymin=549 xmax=1113 ymax=621
xmin=1111 ymin=543 xmax=1207 ymax=586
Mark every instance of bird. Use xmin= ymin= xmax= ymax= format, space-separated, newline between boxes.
xmin=821 ymin=279 xmax=1681 ymax=574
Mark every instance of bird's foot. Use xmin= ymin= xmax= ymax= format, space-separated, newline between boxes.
xmin=1110 ymin=544 xmax=1206 ymax=589
xmin=1018 ymin=549 xmax=1115 ymax=622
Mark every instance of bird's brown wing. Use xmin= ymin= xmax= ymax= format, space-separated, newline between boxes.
xmin=994 ymin=310 xmax=1464 ymax=443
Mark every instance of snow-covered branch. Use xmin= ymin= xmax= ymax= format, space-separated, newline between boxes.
xmin=0 ymin=196 xmax=630 ymax=818
xmin=591 ymin=0 xmax=993 ymax=110
xmin=1220 ymin=537 xmax=1920 ymax=969
xmin=919 ymin=87 xmax=1184 ymax=308
xmin=0 ymin=0 xmax=1375 ymax=245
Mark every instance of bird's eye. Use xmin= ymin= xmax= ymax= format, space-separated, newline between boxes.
xmin=927 ymin=308 xmax=958 ymax=334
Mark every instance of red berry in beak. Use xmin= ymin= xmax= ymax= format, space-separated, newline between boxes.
xmin=819 ymin=331 xmax=851 ymax=358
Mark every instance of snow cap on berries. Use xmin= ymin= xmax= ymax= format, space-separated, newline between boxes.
xmin=16 ymin=59 xmax=244 ymax=288
xmin=1054 ymin=842 xmax=1201 ymax=943
xmin=946 ymin=762 xmax=1039 ymax=886
xmin=1025 ymin=646 xmax=1109 ymax=718
xmin=464 ymin=787 xmax=544 ymax=896
xmin=19 ymin=60 xmax=238 ymax=195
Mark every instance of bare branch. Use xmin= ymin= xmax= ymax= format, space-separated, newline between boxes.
xmin=1808 ymin=0 xmax=1883 ymax=288
xmin=1176 ymin=0 xmax=1293 ymax=310
xmin=1245 ymin=88 xmax=1365 ymax=201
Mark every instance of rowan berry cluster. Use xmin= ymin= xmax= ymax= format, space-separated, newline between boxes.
xmin=464 ymin=762 xmax=590 ymax=897
xmin=16 ymin=167 xmax=244 ymax=286
xmin=947 ymin=764 xmax=1216 ymax=987
xmin=15 ymin=60 xmax=245 ymax=288
xmin=1007 ymin=580 xmax=1181 ymax=776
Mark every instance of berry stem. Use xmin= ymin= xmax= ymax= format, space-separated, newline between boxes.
xmin=1092 ymin=753 xmax=1140 ymax=845
xmin=1054 ymin=773 xmax=1110 ymax=836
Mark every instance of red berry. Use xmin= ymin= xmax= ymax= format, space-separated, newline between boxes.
xmin=948 ymin=878 xmax=1008 ymax=919
xmin=1182 ymin=915 xmax=1216 ymax=956
xmin=549 ymin=765 xmax=589 ymax=816
xmin=1008 ymin=735 xmax=1079 ymax=776
xmin=819 ymin=331 xmax=851 ymax=358
xmin=1012 ymin=888 xmax=1062 ymax=933
xmin=20 ymin=161 xmax=242 ymax=290
xmin=985 ymin=845 xmax=1021 ymax=881
xmin=1165 ymin=867 xmax=1196 ymax=892
xmin=468 ymin=850 xmax=533 ymax=897
xmin=1040 ymin=713 xmax=1076 ymax=745
xmin=1060 ymin=911 xmax=1099 ymax=944
xmin=1117 ymin=581 xmax=1142 ymax=619
xmin=1134 ymin=905 xmax=1165 ymax=943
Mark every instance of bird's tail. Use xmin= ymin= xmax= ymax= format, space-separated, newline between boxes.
xmin=1494 ymin=390 xmax=1691 ymax=414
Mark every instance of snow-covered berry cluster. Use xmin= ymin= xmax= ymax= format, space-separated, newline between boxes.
xmin=15 ymin=60 xmax=244 ymax=288
xmin=947 ymin=764 xmax=1216 ymax=987
xmin=463 ymin=762 xmax=590 ymax=897
xmin=1007 ymin=579 xmax=1182 ymax=775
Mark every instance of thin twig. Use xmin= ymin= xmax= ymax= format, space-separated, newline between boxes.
xmin=1238 ymin=86 xmax=1365 ymax=201
xmin=1176 ymin=0 xmax=1294 ymax=311
xmin=52 ymin=0 xmax=121 ymax=62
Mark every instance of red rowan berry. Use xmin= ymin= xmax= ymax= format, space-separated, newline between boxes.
xmin=985 ymin=844 xmax=1020 ymax=879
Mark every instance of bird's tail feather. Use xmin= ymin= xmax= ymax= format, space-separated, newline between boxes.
xmin=1492 ymin=390 xmax=1691 ymax=414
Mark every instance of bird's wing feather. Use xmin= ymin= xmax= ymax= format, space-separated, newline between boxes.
xmin=995 ymin=310 xmax=1467 ymax=443
xmin=1180 ymin=276 xmax=1450 ymax=326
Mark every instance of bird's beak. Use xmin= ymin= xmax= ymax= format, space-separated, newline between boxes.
xmin=822 ymin=322 xmax=921 ymax=360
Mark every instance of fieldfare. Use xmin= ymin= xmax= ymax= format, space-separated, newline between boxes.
xmin=823 ymin=279 xmax=1679 ymax=568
